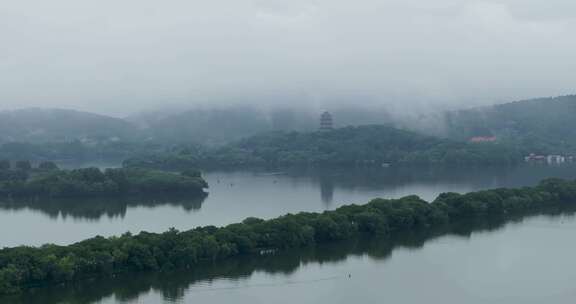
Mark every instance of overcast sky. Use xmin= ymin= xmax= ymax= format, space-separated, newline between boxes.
xmin=1 ymin=0 xmax=576 ymax=116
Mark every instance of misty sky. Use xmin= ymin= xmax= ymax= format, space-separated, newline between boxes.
xmin=1 ymin=0 xmax=576 ymax=116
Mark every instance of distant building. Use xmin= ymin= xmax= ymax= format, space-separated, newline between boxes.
xmin=524 ymin=153 xmax=546 ymax=162
xmin=525 ymin=153 xmax=569 ymax=164
xmin=469 ymin=136 xmax=497 ymax=143
xmin=319 ymin=111 xmax=333 ymax=131
xmin=547 ymin=155 xmax=566 ymax=164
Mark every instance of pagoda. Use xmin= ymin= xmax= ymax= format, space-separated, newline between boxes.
xmin=319 ymin=111 xmax=333 ymax=131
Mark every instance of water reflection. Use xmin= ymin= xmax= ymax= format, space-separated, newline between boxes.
xmin=298 ymin=165 xmax=569 ymax=192
xmin=3 ymin=164 xmax=576 ymax=248
xmin=2 ymin=165 xmax=576 ymax=223
xmin=0 ymin=193 xmax=207 ymax=221
xmin=6 ymin=206 xmax=575 ymax=304
xmin=290 ymin=164 xmax=576 ymax=204
xmin=319 ymin=175 xmax=335 ymax=207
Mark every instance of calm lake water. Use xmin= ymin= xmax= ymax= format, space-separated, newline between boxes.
xmin=2 ymin=165 xmax=576 ymax=247
xmin=2 ymin=164 xmax=576 ymax=303
xmin=4 ymin=212 xmax=576 ymax=304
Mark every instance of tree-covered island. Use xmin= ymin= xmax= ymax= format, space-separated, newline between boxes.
xmin=0 ymin=161 xmax=207 ymax=198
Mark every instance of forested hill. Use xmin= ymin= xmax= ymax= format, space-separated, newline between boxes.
xmin=124 ymin=125 xmax=521 ymax=168
xmin=128 ymin=106 xmax=394 ymax=145
xmin=131 ymin=107 xmax=272 ymax=145
xmin=3 ymin=94 xmax=576 ymax=155
xmin=0 ymin=108 xmax=140 ymax=143
xmin=445 ymin=95 xmax=576 ymax=154
xmin=229 ymin=125 xmax=441 ymax=165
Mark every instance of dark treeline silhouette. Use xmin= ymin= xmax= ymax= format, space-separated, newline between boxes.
xmin=1 ymin=177 xmax=576 ymax=294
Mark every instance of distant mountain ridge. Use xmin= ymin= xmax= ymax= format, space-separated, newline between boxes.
xmin=129 ymin=106 xmax=395 ymax=145
xmin=136 ymin=107 xmax=272 ymax=145
xmin=3 ymin=94 xmax=576 ymax=155
xmin=445 ymin=95 xmax=576 ymax=153
xmin=0 ymin=108 xmax=140 ymax=143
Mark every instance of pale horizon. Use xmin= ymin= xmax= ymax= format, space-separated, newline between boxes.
xmin=2 ymin=0 xmax=576 ymax=116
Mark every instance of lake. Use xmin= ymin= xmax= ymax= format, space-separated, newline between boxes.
xmin=2 ymin=164 xmax=576 ymax=303
xmin=4 ymin=211 xmax=576 ymax=303
xmin=2 ymin=165 xmax=576 ymax=247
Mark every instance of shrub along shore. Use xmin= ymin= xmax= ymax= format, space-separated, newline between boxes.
xmin=1 ymin=178 xmax=576 ymax=294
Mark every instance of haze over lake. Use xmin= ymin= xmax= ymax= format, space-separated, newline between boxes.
xmin=3 ymin=0 xmax=576 ymax=301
